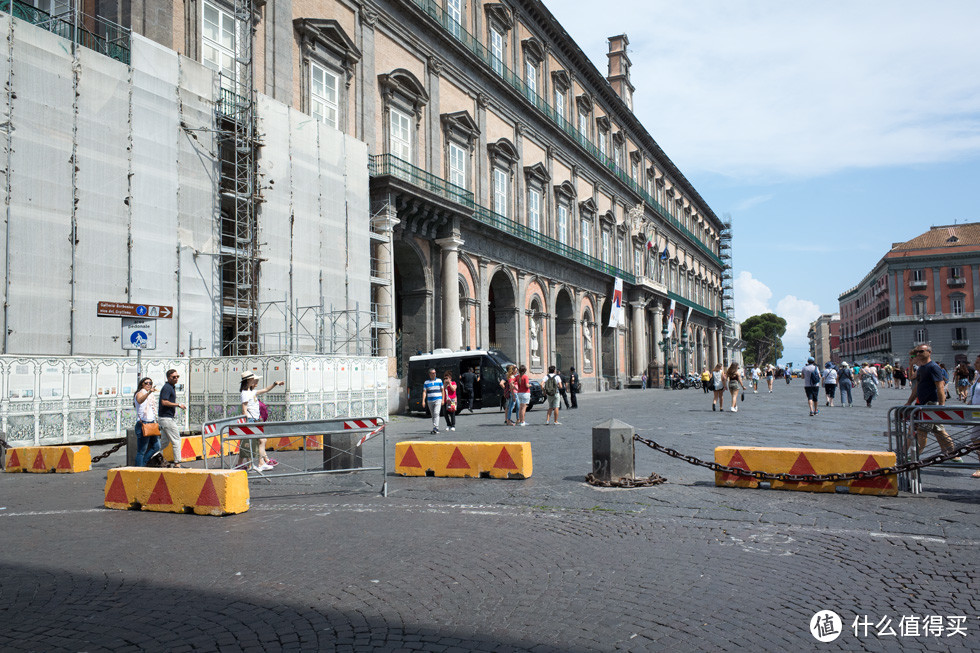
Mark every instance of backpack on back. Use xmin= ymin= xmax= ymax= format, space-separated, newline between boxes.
xmin=808 ymin=367 xmax=821 ymax=386
xmin=544 ymin=375 xmax=558 ymax=397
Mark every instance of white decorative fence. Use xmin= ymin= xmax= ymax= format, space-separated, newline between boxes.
xmin=0 ymin=354 xmax=388 ymax=446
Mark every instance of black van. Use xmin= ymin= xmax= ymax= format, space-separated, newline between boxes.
xmin=407 ymin=349 xmax=543 ymax=414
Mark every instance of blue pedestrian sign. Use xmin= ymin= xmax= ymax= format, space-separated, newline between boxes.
xmin=121 ymin=318 xmax=156 ymax=350
xmin=136 ymin=305 xmax=148 ymax=316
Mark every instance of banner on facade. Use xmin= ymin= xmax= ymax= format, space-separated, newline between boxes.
xmin=607 ymin=278 xmax=624 ymax=328
xmin=665 ymin=299 xmax=676 ymax=339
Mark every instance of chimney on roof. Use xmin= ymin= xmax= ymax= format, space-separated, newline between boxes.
xmin=606 ymin=34 xmax=635 ymax=111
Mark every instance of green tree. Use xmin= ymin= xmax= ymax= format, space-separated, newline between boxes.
xmin=741 ymin=313 xmax=787 ymax=366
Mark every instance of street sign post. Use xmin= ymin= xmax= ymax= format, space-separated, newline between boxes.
xmin=122 ymin=318 xmax=156 ymax=351
xmin=97 ymin=301 xmax=173 ymax=319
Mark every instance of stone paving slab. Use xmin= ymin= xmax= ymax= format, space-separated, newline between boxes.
xmin=1 ymin=382 xmax=978 ymax=651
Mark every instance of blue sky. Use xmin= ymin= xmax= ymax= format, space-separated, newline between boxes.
xmin=550 ymin=0 xmax=980 ymax=365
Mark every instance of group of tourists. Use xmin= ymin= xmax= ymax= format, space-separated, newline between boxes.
xmin=422 ymin=365 xmax=581 ymax=433
xmin=800 ymin=358 xmax=883 ymax=413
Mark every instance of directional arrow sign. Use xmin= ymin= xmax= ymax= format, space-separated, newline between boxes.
xmin=98 ymin=301 xmax=173 ymax=319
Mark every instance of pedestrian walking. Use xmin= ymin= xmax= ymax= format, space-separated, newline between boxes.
xmin=939 ymin=362 xmax=951 ymax=399
xmin=750 ymin=365 xmax=761 ymax=393
xmin=710 ymin=363 xmax=725 ymax=411
xmin=460 ymin=366 xmax=480 ymax=412
xmin=515 ymin=364 xmax=531 ymax=426
xmin=860 ymin=363 xmax=879 ymax=407
xmin=133 ymin=377 xmax=160 ymax=466
xmin=700 ymin=367 xmax=711 ymax=394
xmin=501 ymin=364 xmax=518 ymax=425
xmin=963 ymin=352 xmax=980 ymax=478
xmin=423 ymin=368 xmax=444 ymax=434
xmin=542 ymin=365 xmax=564 ymax=425
xmin=765 ymin=365 xmax=774 ymax=393
xmin=641 ymin=372 xmax=648 ymax=390
xmin=157 ymin=369 xmax=186 ymax=468
xmin=895 ymin=366 xmax=907 ymax=388
xmin=558 ymin=369 xmax=571 ymax=408
xmin=726 ymin=362 xmax=745 ymax=412
xmin=568 ymin=366 xmax=580 ymax=408
xmin=838 ymin=362 xmax=854 ymax=407
xmin=802 ymin=357 xmax=821 ymax=416
xmin=785 ymin=368 xmax=792 ymax=384
xmin=884 ymin=363 xmax=894 ymax=389
xmin=442 ymin=371 xmax=457 ymax=432
xmin=953 ymin=362 xmax=973 ymax=402
xmin=906 ymin=346 xmax=958 ymax=459
xmin=236 ymin=371 xmax=283 ymax=471
xmin=822 ymin=362 xmax=838 ymax=407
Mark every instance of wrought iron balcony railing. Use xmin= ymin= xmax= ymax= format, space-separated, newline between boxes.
xmin=2 ymin=0 xmax=131 ymax=65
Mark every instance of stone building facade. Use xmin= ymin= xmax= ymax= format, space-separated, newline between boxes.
xmin=839 ymin=223 xmax=980 ymax=367
xmin=807 ymin=313 xmax=840 ymax=368
xmin=102 ymin=0 xmax=731 ymax=393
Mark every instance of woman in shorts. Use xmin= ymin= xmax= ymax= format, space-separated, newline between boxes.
xmin=726 ymin=362 xmax=745 ymax=412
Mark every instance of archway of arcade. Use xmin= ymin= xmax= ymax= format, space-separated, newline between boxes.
xmin=600 ymin=299 xmax=616 ymax=382
xmin=488 ymin=269 xmax=518 ymax=362
xmin=554 ymin=288 xmax=575 ymax=374
xmin=393 ymin=240 xmax=431 ymax=368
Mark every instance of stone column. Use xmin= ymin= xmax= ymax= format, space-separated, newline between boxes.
xmin=478 ymin=258 xmax=490 ymax=349
xmin=651 ymin=301 xmax=664 ymax=369
xmin=436 ymin=236 xmax=464 ymax=351
xmin=630 ymin=300 xmax=648 ymax=378
xmin=373 ymin=207 xmax=400 ymax=359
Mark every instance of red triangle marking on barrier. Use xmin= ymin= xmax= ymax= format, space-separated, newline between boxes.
xmin=207 ymin=437 xmax=221 ymax=457
xmin=305 ymin=436 xmax=319 ymax=448
xmin=105 ymin=472 xmax=129 ymax=504
xmin=446 ymin=447 xmax=471 ymax=469
xmin=56 ymin=450 xmax=72 ymax=470
xmin=399 ymin=445 xmax=422 ymax=468
xmin=147 ymin=474 xmax=174 ymax=505
xmin=493 ymin=447 xmax=518 ymax=470
xmin=7 ymin=449 xmax=20 ymax=469
xmin=278 ymin=437 xmax=292 ymax=447
xmin=721 ymin=450 xmax=751 ymax=483
xmin=32 ymin=451 xmax=47 ymax=471
xmin=850 ymin=455 xmax=892 ymax=488
xmin=196 ymin=476 xmax=221 ymax=508
xmin=180 ymin=439 xmax=195 ymax=460
xmin=787 ymin=452 xmax=817 ymax=480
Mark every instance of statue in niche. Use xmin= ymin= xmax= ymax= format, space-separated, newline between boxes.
xmin=529 ymin=317 xmax=540 ymax=366
xmin=583 ymin=323 xmax=593 ymax=369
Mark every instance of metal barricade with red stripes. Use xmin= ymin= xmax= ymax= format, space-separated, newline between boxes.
xmin=889 ymin=404 xmax=980 ymax=494
xmin=211 ymin=416 xmax=388 ymax=496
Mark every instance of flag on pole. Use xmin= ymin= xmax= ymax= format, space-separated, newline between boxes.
xmin=659 ymin=243 xmax=669 ymax=262
xmin=646 ymin=235 xmax=655 ymax=250
xmin=608 ymin=278 xmax=624 ymax=328
xmin=665 ymin=299 xmax=676 ymax=339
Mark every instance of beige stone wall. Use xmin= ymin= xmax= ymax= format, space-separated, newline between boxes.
xmin=374 ymin=31 xmax=427 ymax=160
xmin=552 ymin=160 xmax=571 ymax=186
xmin=485 ymin=110 xmax=512 ymax=144
xmin=523 ymin=138 xmax=546 ymax=168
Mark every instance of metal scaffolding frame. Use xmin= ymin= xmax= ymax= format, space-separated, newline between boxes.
xmin=218 ymin=0 xmax=259 ymax=356
xmin=719 ymin=215 xmax=738 ymax=356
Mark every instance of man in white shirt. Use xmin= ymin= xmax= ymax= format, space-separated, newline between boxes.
xmin=542 ymin=366 xmax=564 ymax=426
xmin=751 ymin=366 xmax=761 ymax=393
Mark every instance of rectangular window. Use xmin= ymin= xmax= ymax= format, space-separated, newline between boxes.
xmin=557 ymin=205 xmax=569 ymax=245
xmin=489 ymin=28 xmax=504 ymax=76
xmin=578 ymin=112 xmax=587 ymax=137
xmin=555 ymin=90 xmax=565 ymax=121
xmin=616 ymin=238 xmax=624 ymax=269
xmin=448 ymin=142 xmax=467 ymax=188
xmin=952 ymin=298 xmax=964 ymax=315
xmin=656 ymin=184 xmax=663 ymax=206
xmin=950 ymin=266 xmax=962 ymax=278
xmin=31 ymin=0 xmax=69 ymax=14
xmin=631 ymin=161 xmax=639 ymax=181
xmin=525 ymin=61 xmax=537 ymax=97
xmin=912 ymin=269 xmax=924 ymax=282
xmin=669 ymin=266 xmax=676 ymax=292
xmin=633 ymin=249 xmax=642 ymax=276
xmin=581 ymin=220 xmax=591 ymax=256
xmin=601 ymin=231 xmax=610 ymax=264
xmin=310 ymin=62 xmax=339 ymax=129
xmin=528 ymin=188 xmax=540 ymax=231
xmin=203 ymin=1 xmax=237 ymax=87
xmin=598 ymin=131 xmax=607 ymax=156
xmin=913 ymin=299 xmax=926 ymax=317
xmin=446 ymin=0 xmax=463 ymax=38
xmin=389 ymin=108 xmax=412 ymax=161
xmin=914 ymin=327 xmax=927 ymax=343
xmin=953 ymin=327 xmax=968 ymax=340
xmin=493 ymin=168 xmax=509 ymax=218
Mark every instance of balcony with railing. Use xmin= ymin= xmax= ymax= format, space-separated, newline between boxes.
xmin=952 ymin=339 xmax=970 ymax=349
xmin=405 ymin=0 xmax=723 ymax=268
xmin=369 ymin=154 xmax=636 ymax=285
xmin=909 ymin=279 xmax=927 ymax=290
xmin=947 ymin=277 xmax=966 ymax=288
xmin=2 ymin=0 xmax=130 ymax=64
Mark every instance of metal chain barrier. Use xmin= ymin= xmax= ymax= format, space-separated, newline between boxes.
xmin=634 ymin=434 xmax=980 ymax=484
xmin=586 ymin=471 xmax=667 ymax=488
xmin=91 ymin=440 xmax=126 ymax=464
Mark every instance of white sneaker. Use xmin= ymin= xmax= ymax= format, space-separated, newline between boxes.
xmin=729 ymin=407 xmax=736 ymax=412
xmin=258 ymin=463 xmax=274 ymax=471
xmin=518 ymin=421 xmax=527 ymax=426
xmin=553 ymin=421 xmax=561 ymax=425
xmin=449 ymin=427 xmax=455 ymax=431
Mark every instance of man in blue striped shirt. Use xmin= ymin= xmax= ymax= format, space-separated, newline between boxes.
xmin=423 ymin=368 xmax=444 ymax=434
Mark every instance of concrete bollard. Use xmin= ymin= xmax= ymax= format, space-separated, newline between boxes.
xmin=592 ymin=418 xmax=635 ymax=482
xmin=322 ymin=433 xmax=363 ymax=471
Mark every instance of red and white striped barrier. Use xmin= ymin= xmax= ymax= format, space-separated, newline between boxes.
xmin=356 ymin=425 xmax=385 ymax=447
xmin=203 ymin=416 xmax=246 ymax=435
xmin=919 ymin=409 xmax=967 ymax=421
xmin=344 ymin=418 xmax=381 ymax=430
xmin=228 ymin=424 xmax=265 ymax=437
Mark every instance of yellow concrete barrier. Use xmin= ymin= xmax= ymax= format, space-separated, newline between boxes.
xmin=395 ymin=441 xmax=532 ymax=479
xmin=265 ymin=435 xmax=323 ymax=451
xmin=104 ymin=467 xmax=249 ymax=515
xmin=4 ymin=446 xmax=91 ymax=473
xmin=161 ymin=435 xmax=239 ymax=463
xmin=714 ymin=446 xmax=898 ymax=496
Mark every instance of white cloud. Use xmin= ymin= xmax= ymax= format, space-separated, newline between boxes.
xmin=733 ymin=271 xmax=771 ymax=321
xmin=776 ymin=295 xmax=824 ymax=347
xmin=551 ymin=0 xmax=980 ymax=181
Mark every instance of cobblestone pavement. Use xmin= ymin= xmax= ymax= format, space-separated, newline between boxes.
xmin=1 ymin=382 xmax=978 ymax=651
